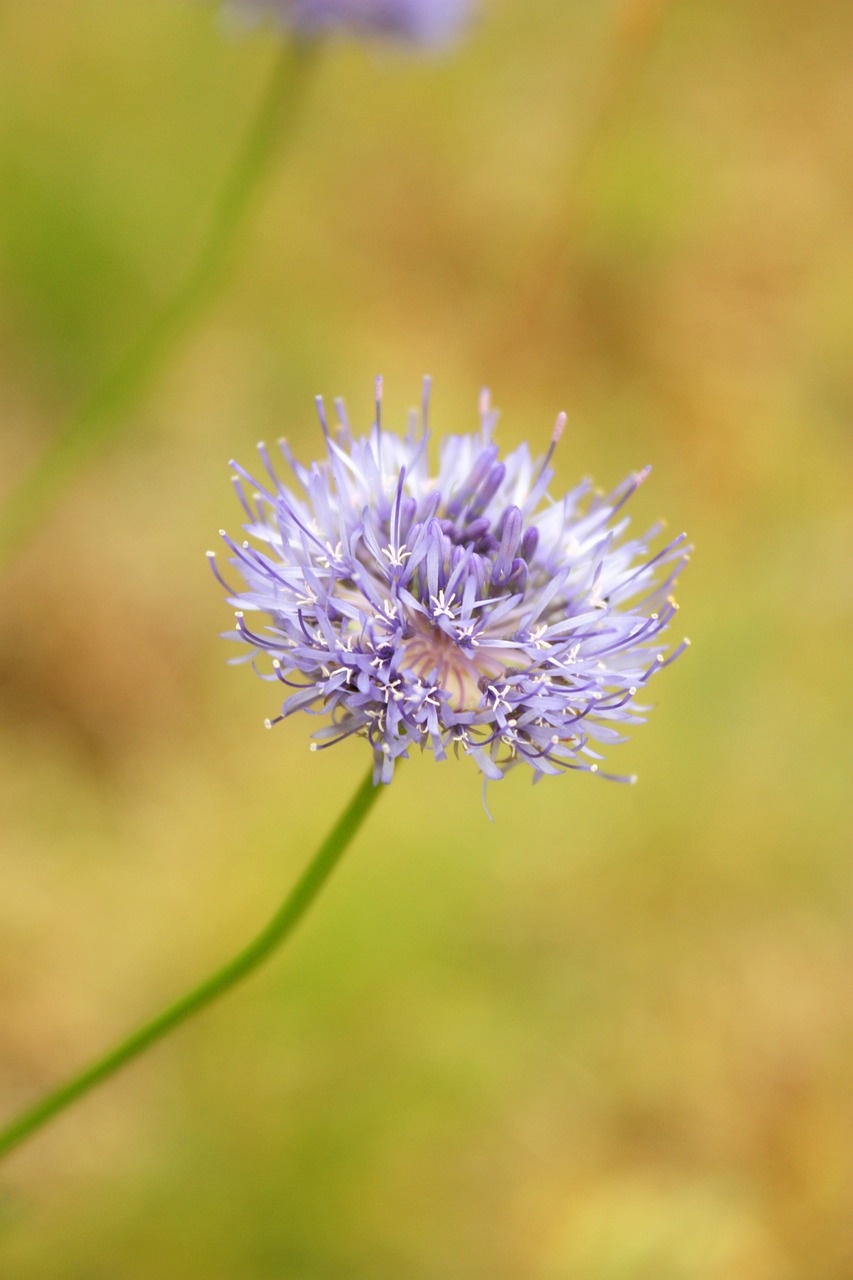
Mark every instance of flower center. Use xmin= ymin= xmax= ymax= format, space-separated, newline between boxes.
xmin=401 ymin=619 xmax=508 ymax=712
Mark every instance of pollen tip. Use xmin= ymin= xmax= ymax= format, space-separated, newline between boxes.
xmin=684 ymin=636 xmax=692 ymax=646
xmin=263 ymin=719 xmax=273 ymax=730
xmin=590 ymin=763 xmax=599 ymax=773
xmin=309 ymin=743 xmax=318 ymax=751
xmin=628 ymin=774 xmax=638 ymax=785
xmin=206 ymin=550 xmax=215 ymax=558
xmin=656 ymin=653 xmax=664 ymax=662
xmin=629 ymin=686 xmax=637 ymax=695
xmin=235 ymin=610 xmax=244 ymax=618
xmin=218 ymin=529 xmax=227 ymax=537
xmin=375 ymin=374 xmax=383 ymax=399
xmin=553 ymin=410 xmax=567 ymax=443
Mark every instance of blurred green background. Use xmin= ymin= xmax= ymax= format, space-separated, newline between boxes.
xmin=1 ymin=1 xmax=851 ymax=1276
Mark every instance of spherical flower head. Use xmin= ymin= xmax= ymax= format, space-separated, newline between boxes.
xmin=211 ymin=380 xmax=690 ymax=787
xmin=232 ymin=0 xmax=471 ymax=46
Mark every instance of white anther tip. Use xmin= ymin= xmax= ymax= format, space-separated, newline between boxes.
xmin=263 ymin=719 xmax=273 ymax=730
xmin=206 ymin=550 xmax=215 ymax=558
xmin=553 ymin=411 xmax=567 ymax=443
xmin=590 ymin=763 xmax=599 ymax=773
xmin=628 ymin=774 xmax=638 ymax=785
xmin=684 ymin=636 xmax=692 ymax=646
xmin=309 ymin=743 xmax=318 ymax=751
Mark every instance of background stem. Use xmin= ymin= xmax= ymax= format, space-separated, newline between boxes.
xmin=0 ymin=763 xmax=380 ymax=1162
xmin=0 ymin=38 xmax=320 ymax=571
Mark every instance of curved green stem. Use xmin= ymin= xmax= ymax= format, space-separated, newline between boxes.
xmin=0 ymin=764 xmax=380 ymax=1162
xmin=0 ymin=37 xmax=321 ymax=571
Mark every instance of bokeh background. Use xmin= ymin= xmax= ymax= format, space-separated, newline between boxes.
xmin=1 ymin=1 xmax=851 ymax=1276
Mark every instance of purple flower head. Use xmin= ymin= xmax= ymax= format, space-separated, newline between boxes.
xmin=235 ymin=0 xmax=471 ymax=45
xmin=211 ymin=381 xmax=690 ymax=787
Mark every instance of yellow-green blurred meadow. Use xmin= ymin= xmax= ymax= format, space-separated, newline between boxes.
xmin=1 ymin=0 xmax=851 ymax=1275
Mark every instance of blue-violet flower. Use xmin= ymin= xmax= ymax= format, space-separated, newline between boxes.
xmin=212 ymin=380 xmax=690 ymax=786
xmin=234 ymin=0 xmax=471 ymax=45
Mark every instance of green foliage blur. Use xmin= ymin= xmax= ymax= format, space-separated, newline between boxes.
xmin=0 ymin=1 xmax=851 ymax=1276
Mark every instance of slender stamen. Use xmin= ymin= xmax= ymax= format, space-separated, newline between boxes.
xmin=537 ymin=410 xmax=567 ymax=483
xmin=314 ymin=395 xmax=331 ymax=441
xmin=421 ymin=375 xmax=431 ymax=438
xmin=375 ymin=375 xmax=383 ymax=437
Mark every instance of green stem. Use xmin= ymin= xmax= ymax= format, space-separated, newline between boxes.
xmin=0 ymin=37 xmax=321 ymax=571
xmin=0 ymin=764 xmax=381 ymax=1162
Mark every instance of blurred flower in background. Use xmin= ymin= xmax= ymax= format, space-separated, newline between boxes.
xmin=215 ymin=382 xmax=688 ymax=785
xmin=232 ymin=0 xmax=472 ymax=45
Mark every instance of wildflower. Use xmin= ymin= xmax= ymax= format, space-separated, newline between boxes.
xmin=211 ymin=380 xmax=690 ymax=786
xmin=234 ymin=0 xmax=471 ymax=45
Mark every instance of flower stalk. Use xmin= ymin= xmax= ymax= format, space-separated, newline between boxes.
xmin=0 ymin=37 xmax=320 ymax=572
xmin=0 ymin=763 xmax=380 ymax=1162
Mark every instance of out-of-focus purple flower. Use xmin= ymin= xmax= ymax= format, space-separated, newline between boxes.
xmin=211 ymin=381 xmax=690 ymax=786
xmin=234 ymin=0 xmax=471 ymax=45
